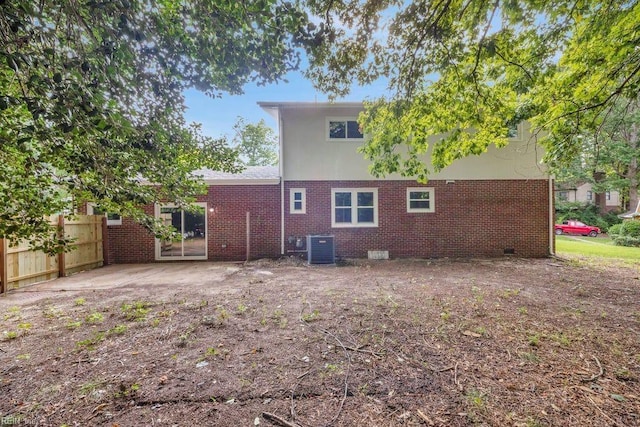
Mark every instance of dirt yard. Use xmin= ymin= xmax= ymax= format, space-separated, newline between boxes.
xmin=1 ymin=257 xmax=639 ymax=426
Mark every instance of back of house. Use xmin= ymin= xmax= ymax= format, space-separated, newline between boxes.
xmin=104 ymin=102 xmax=553 ymax=263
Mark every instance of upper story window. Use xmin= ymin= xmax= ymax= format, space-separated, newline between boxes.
xmin=407 ymin=188 xmax=435 ymax=213
xmin=557 ymin=191 xmax=568 ymax=201
xmin=290 ymin=188 xmax=306 ymax=214
xmin=507 ymin=122 xmax=523 ymax=140
xmin=586 ymin=191 xmax=593 ymax=201
xmin=606 ymin=191 xmax=611 ymax=201
xmin=331 ymin=188 xmax=378 ymax=227
xmin=327 ymin=117 xmax=364 ymax=141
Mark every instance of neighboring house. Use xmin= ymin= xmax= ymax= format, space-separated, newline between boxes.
xmin=104 ymin=102 xmax=553 ymax=262
xmin=555 ymin=182 xmax=621 ymax=212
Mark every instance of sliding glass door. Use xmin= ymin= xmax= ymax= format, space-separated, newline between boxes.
xmin=155 ymin=203 xmax=207 ymax=260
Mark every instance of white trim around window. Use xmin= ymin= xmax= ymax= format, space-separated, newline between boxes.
xmin=326 ymin=117 xmax=364 ymax=141
xmin=87 ymin=203 xmax=122 ymax=226
xmin=406 ymin=187 xmax=435 ymax=213
xmin=290 ymin=188 xmax=306 ymax=214
xmin=154 ymin=202 xmax=208 ymax=261
xmin=331 ymin=188 xmax=378 ymax=228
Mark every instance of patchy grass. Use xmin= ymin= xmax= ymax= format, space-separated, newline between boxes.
xmin=0 ymin=259 xmax=638 ymax=426
xmin=556 ymin=235 xmax=640 ymax=260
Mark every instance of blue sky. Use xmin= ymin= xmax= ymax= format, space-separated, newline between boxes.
xmin=183 ymin=69 xmax=389 ymax=140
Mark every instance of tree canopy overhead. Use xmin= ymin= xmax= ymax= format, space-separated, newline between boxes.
xmin=306 ymin=0 xmax=640 ymax=181
xmin=0 ymin=0 xmax=324 ymax=251
xmin=232 ymin=117 xmax=279 ymax=167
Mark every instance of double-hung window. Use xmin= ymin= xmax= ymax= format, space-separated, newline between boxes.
xmin=290 ymin=188 xmax=306 ymax=214
xmin=331 ymin=188 xmax=378 ymax=227
xmin=327 ymin=117 xmax=364 ymax=141
xmin=407 ymin=188 xmax=435 ymax=213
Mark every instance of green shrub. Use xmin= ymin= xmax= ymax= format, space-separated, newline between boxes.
xmin=621 ymin=220 xmax=640 ymax=237
xmin=608 ymin=223 xmax=622 ymax=237
xmin=613 ymin=220 xmax=640 ymax=247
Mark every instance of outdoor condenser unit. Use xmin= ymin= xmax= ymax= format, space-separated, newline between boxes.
xmin=307 ymin=235 xmax=335 ymax=264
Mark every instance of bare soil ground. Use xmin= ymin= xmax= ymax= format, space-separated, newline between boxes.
xmin=1 ymin=257 xmax=639 ymax=427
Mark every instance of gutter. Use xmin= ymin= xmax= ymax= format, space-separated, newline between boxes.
xmin=279 ymin=112 xmax=285 ymax=256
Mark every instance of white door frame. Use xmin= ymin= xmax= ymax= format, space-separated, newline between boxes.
xmin=154 ymin=202 xmax=208 ymax=261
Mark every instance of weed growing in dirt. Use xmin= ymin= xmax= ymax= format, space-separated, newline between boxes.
xmin=114 ymin=383 xmax=140 ymax=399
xmin=518 ymin=307 xmax=528 ymax=315
xmin=109 ymin=324 xmax=128 ymax=335
xmin=16 ymin=353 xmax=30 ymax=360
xmin=217 ymin=306 xmax=229 ymax=322
xmin=85 ymin=312 xmax=104 ymax=324
xmin=176 ymin=325 xmax=196 ymax=347
xmin=498 ymin=289 xmax=520 ymax=299
xmin=4 ymin=306 xmax=21 ymax=320
xmin=78 ymin=380 xmax=107 ymax=396
xmin=474 ymin=326 xmax=488 ymax=336
xmin=74 ymin=297 xmax=86 ymax=306
xmin=520 ymin=351 xmax=540 ymax=363
xmin=205 ymin=347 xmax=220 ymax=357
xmin=42 ymin=305 xmax=66 ymax=320
xmin=66 ymin=320 xmax=82 ymax=330
xmin=121 ymin=301 xmax=151 ymax=321
xmin=524 ymin=417 xmax=544 ymax=427
xmin=301 ymin=309 xmax=321 ymax=322
xmin=237 ymin=303 xmax=248 ymax=314
xmin=615 ymin=367 xmax=635 ymax=381
xmin=76 ymin=332 xmax=105 ymax=350
xmin=548 ymin=332 xmax=570 ymax=347
xmin=324 ymin=363 xmax=341 ymax=374
xmin=471 ymin=286 xmax=484 ymax=304
xmin=18 ymin=322 xmax=32 ymax=331
xmin=528 ymin=334 xmax=540 ymax=347
xmin=3 ymin=331 xmax=18 ymax=340
xmin=466 ymin=388 xmax=486 ymax=410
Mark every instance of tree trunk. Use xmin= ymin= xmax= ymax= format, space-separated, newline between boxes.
xmin=628 ymin=122 xmax=639 ymax=212
xmin=593 ymin=171 xmax=606 ymax=213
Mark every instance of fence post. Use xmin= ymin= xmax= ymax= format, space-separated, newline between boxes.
xmin=101 ymin=216 xmax=109 ymax=265
xmin=58 ymin=215 xmax=66 ymax=277
xmin=0 ymin=238 xmax=7 ymax=295
xmin=246 ymin=211 xmax=250 ymax=262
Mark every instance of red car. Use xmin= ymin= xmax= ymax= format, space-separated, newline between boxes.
xmin=554 ymin=220 xmax=600 ymax=237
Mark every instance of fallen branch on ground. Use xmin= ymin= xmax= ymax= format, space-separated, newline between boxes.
xmin=262 ymin=412 xmax=301 ymax=427
xmin=581 ymin=356 xmax=604 ymax=382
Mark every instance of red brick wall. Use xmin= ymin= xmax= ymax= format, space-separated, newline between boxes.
xmin=107 ymin=205 xmax=156 ymax=264
xmin=106 ymin=185 xmax=281 ymax=263
xmin=206 ymin=185 xmax=281 ymax=261
xmin=284 ymin=180 xmax=551 ymax=258
xmin=107 ymin=180 xmax=550 ymax=263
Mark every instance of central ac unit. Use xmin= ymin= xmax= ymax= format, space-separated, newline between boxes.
xmin=307 ymin=235 xmax=335 ymax=264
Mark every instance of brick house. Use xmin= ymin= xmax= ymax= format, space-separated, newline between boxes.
xmin=104 ymin=102 xmax=554 ymax=263
xmin=554 ymin=182 xmax=622 ymax=212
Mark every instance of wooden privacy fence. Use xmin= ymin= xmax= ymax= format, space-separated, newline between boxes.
xmin=0 ymin=215 xmax=107 ymax=294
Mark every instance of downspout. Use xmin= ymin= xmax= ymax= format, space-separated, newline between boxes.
xmin=549 ymin=174 xmax=555 ymax=256
xmin=279 ymin=111 xmax=285 ymax=256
